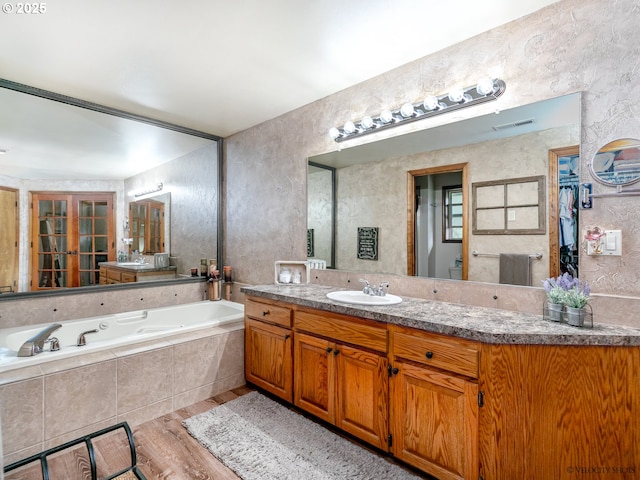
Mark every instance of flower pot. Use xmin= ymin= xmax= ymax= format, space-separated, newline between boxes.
xmin=565 ymin=306 xmax=586 ymax=327
xmin=547 ymin=302 xmax=564 ymax=322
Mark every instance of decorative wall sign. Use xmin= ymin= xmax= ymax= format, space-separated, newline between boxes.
xmin=357 ymin=227 xmax=379 ymax=260
xmin=307 ymin=229 xmax=314 ymax=257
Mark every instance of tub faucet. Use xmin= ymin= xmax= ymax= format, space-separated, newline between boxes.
xmin=18 ymin=323 xmax=62 ymax=357
xmin=77 ymin=329 xmax=99 ymax=346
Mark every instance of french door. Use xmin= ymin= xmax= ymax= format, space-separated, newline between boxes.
xmin=30 ymin=192 xmax=115 ymax=291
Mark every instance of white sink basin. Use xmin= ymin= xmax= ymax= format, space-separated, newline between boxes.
xmin=326 ymin=290 xmax=403 ymax=306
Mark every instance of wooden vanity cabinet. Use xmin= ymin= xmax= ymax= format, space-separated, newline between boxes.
xmin=390 ymin=325 xmax=480 ymax=480
xmin=244 ymin=298 xmax=293 ymax=402
xmin=294 ymin=308 xmax=389 ymax=450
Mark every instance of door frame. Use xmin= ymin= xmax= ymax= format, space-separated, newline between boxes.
xmin=407 ymin=163 xmax=469 ymax=278
xmin=548 ymin=145 xmax=579 ymax=278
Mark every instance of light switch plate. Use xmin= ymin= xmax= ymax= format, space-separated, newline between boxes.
xmin=587 ymin=229 xmax=622 ymax=256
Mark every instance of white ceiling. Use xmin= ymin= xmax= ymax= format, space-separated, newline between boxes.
xmin=0 ymin=0 xmax=560 ymax=179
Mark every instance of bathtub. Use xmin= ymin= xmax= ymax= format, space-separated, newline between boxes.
xmin=0 ymin=300 xmax=244 ymax=372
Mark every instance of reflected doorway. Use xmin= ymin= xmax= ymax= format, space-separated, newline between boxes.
xmin=548 ymin=146 xmax=580 ymax=278
xmin=408 ymin=163 xmax=468 ymax=279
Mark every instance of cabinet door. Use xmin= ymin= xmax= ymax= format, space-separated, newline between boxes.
xmin=294 ymin=332 xmax=335 ymax=424
xmin=245 ymin=318 xmax=293 ymax=402
xmin=391 ymin=361 xmax=478 ymax=480
xmin=335 ymin=344 xmax=389 ymax=450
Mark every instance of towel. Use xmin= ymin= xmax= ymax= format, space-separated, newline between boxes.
xmin=499 ymin=253 xmax=531 ymax=286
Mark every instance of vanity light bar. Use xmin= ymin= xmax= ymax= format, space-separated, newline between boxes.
xmin=132 ymin=182 xmax=163 ymax=198
xmin=329 ymin=78 xmax=506 ymax=143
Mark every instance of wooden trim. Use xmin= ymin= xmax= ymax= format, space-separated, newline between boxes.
xmin=407 ymin=163 xmax=468 ymax=279
xmin=0 ymin=186 xmax=19 ymax=293
xmin=548 ymin=145 xmax=579 ymax=277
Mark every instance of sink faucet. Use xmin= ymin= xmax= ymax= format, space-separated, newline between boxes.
xmin=18 ymin=323 xmax=62 ymax=357
xmin=358 ymin=279 xmax=389 ymax=296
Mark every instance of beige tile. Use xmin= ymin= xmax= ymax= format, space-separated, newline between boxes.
xmin=589 ymin=295 xmax=640 ymax=328
xmin=496 ymin=284 xmax=546 ymax=314
xmin=39 ymin=350 xmax=116 ymax=375
xmin=216 ymin=330 xmax=245 ymax=381
xmin=431 ymin=279 xmax=463 ymax=304
xmin=172 ymin=330 xmax=244 ymax=395
xmin=0 ymin=365 xmax=44 ymax=386
xmin=3 ymin=443 xmax=44 ymax=468
xmin=117 ymin=347 xmax=173 ymax=413
xmin=173 ymin=374 xmax=246 ymax=410
xmin=45 ymin=360 xmax=117 ymax=439
xmin=0 ymin=377 xmax=44 ymax=455
xmin=118 ymin=398 xmax=174 ymax=427
xmin=457 ymin=282 xmax=498 ymax=309
xmin=43 ymin=416 xmax=117 ymax=451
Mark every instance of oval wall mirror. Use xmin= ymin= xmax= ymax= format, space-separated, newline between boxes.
xmin=589 ymin=138 xmax=640 ymax=186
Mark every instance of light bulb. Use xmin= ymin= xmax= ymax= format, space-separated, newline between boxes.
xmin=379 ymin=110 xmax=393 ymax=124
xmin=423 ymin=96 xmax=439 ymax=111
xmin=400 ymin=103 xmax=415 ymax=118
xmin=343 ymin=121 xmax=357 ymax=134
xmin=448 ymin=88 xmax=465 ymax=103
xmin=328 ymin=127 xmax=341 ymax=140
xmin=476 ymin=77 xmax=495 ymax=96
xmin=361 ymin=116 xmax=374 ymax=129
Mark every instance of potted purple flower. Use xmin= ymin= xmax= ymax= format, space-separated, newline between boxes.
xmin=542 ymin=273 xmax=573 ymax=321
xmin=562 ymin=277 xmax=590 ymax=326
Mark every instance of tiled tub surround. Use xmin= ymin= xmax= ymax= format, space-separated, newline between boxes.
xmin=0 ymin=301 xmax=245 ymax=465
xmin=241 ymin=284 xmax=640 ymax=346
xmin=0 ymin=300 xmax=243 ymax=373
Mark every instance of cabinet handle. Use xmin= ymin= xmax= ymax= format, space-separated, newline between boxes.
xmin=333 ymin=349 xmax=340 ymax=356
xmin=392 ymin=367 xmax=399 ymax=375
xmin=284 ymin=334 xmax=290 ymax=340
xmin=262 ymin=310 xmax=270 ymax=316
xmin=425 ymin=351 xmax=433 ymax=359
xmin=326 ymin=347 xmax=333 ymax=353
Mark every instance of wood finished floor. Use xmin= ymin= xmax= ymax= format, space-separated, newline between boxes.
xmin=6 ymin=385 xmax=431 ymax=479
xmin=132 ymin=386 xmax=251 ymax=480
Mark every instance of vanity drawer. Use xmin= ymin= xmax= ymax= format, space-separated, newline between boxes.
xmin=392 ymin=327 xmax=479 ymax=379
xmin=245 ymin=298 xmax=292 ymax=328
xmin=295 ymin=309 xmax=388 ymax=353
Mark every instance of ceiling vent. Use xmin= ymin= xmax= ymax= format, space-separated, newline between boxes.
xmin=492 ymin=118 xmax=535 ymax=131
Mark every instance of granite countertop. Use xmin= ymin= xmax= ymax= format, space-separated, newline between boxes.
xmin=241 ymin=284 xmax=640 ymax=347
xmin=99 ymin=261 xmax=177 ymax=272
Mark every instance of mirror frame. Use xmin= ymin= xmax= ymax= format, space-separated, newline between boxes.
xmin=0 ymin=78 xmax=224 ymax=300
xmin=589 ymin=138 xmax=640 ymax=187
xmin=307 ymin=161 xmax=336 ymax=269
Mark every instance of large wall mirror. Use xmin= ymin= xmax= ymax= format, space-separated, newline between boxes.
xmin=0 ymin=78 xmax=222 ymax=298
xmin=308 ymin=92 xmax=581 ymax=287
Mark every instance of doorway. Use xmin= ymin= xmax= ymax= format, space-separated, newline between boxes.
xmin=0 ymin=186 xmax=19 ymax=293
xmin=30 ymin=192 xmax=115 ymax=290
xmin=548 ymin=146 xmax=580 ymax=278
xmin=407 ymin=163 xmax=468 ymax=279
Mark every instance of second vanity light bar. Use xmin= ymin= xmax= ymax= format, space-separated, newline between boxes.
xmin=329 ymin=78 xmax=506 ymax=143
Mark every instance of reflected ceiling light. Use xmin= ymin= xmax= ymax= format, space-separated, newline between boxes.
xmin=131 ymin=182 xmax=163 ymax=198
xmin=329 ymin=78 xmax=506 ymax=142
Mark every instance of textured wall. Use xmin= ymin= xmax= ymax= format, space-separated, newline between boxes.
xmin=224 ymin=0 xmax=640 ymax=306
xmin=125 ymin=142 xmax=219 ymax=276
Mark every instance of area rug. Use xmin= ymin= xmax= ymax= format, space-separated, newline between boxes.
xmin=183 ymin=391 xmax=422 ymax=480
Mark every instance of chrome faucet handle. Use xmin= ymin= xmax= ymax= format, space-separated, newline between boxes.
xmin=358 ymin=278 xmax=371 ymax=294
xmin=377 ymin=281 xmax=390 ymax=296
xmin=77 ymin=329 xmax=99 ymax=346
xmin=46 ymin=337 xmax=60 ymax=351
